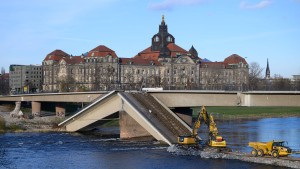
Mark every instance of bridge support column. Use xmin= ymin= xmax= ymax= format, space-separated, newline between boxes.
xmin=172 ymin=107 xmax=193 ymax=126
xmin=119 ymin=111 xmax=153 ymax=140
xmin=56 ymin=103 xmax=66 ymax=117
xmin=10 ymin=101 xmax=22 ymax=118
xmin=32 ymin=101 xmax=41 ymax=117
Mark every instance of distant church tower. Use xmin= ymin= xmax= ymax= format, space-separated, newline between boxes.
xmin=265 ymin=58 xmax=270 ymax=79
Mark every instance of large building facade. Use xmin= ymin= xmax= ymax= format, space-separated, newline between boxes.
xmin=9 ymin=64 xmax=43 ymax=93
xmin=42 ymin=16 xmax=249 ymax=92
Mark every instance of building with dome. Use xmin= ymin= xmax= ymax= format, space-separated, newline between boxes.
xmin=42 ymin=16 xmax=249 ymax=92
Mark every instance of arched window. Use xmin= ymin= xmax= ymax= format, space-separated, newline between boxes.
xmin=167 ymin=36 xmax=172 ymax=42
xmin=154 ymin=36 xmax=160 ymax=42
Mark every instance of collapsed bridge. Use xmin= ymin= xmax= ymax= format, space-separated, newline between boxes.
xmin=59 ymin=91 xmax=193 ymax=145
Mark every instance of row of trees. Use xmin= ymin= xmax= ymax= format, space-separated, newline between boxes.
xmin=248 ymin=62 xmax=300 ymax=91
xmin=0 ymin=67 xmax=10 ymax=95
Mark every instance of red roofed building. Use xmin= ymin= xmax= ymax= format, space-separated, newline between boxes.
xmin=134 ymin=15 xmax=198 ymax=62
xmin=86 ymin=45 xmax=118 ymax=58
xmin=224 ymin=54 xmax=247 ymax=65
xmin=41 ymin=16 xmax=249 ymax=92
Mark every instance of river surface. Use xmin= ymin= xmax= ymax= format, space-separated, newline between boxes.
xmin=0 ymin=117 xmax=299 ymax=169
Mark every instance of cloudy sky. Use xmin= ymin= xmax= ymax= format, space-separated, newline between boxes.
xmin=1 ymin=0 xmax=299 ymax=77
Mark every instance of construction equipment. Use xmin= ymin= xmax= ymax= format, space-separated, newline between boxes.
xmin=178 ymin=106 xmax=226 ymax=148
xmin=249 ymin=140 xmax=292 ymax=158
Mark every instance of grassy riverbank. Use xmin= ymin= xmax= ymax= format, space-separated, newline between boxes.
xmin=194 ymin=106 xmax=300 ymax=120
xmin=0 ymin=116 xmax=5 ymax=132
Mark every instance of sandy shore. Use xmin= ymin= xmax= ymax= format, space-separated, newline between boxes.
xmin=0 ymin=110 xmax=64 ymax=132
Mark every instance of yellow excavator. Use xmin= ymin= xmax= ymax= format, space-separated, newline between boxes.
xmin=178 ymin=106 xmax=226 ymax=148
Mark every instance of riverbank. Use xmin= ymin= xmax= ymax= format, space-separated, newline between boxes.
xmin=168 ymin=145 xmax=300 ymax=169
xmin=1 ymin=105 xmax=300 ymax=132
xmin=197 ymin=106 xmax=300 ymax=120
xmin=0 ymin=111 xmax=64 ymax=133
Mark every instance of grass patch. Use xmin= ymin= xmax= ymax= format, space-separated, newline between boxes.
xmin=192 ymin=106 xmax=300 ymax=119
xmin=5 ymin=123 xmax=25 ymax=131
xmin=0 ymin=116 xmax=6 ymax=132
xmin=101 ymin=119 xmax=119 ymax=127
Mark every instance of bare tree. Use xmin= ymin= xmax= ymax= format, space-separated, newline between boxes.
xmin=272 ymin=74 xmax=292 ymax=91
xmin=161 ymin=76 xmax=168 ymax=89
xmin=103 ymin=65 xmax=116 ymax=91
xmin=124 ymin=71 xmax=134 ymax=90
xmin=58 ymin=74 xmax=75 ymax=92
xmin=93 ymin=63 xmax=102 ymax=91
xmin=154 ymin=75 xmax=161 ymax=87
xmin=294 ymin=79 xmax=300 ymax=91
xmin=0 ymin=67 xmax=9 ymax=95
xmin=249 ymin=62 xmax=263 ymax=90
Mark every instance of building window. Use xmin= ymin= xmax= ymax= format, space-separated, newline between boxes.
xmin=155 ymin=36 xmax=160 ymax=42
xmin=167 ymin=36 xmax=173 ymax=42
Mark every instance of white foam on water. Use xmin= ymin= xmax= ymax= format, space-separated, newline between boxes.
xmin=111 ymin=146 xmax=166 ymax=151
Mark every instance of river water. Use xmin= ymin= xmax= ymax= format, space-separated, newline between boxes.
xmin=0 ymin=117 xmax=299 ymax=169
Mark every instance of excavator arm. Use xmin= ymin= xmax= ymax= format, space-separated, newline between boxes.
xmin=178 ymin=106 xmax=226 ymax=148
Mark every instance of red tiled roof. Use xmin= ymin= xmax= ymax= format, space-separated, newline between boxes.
xmin=61 ymin=56 xmax=85 ymax=64
xmin=134 ymin=43 xmax=189 ymax=60
xmin=224 ymin=54 xmax=248 ymax=65
xmin=120 ymin=58 xmax=161 ymax=66
xmin=43 ymin=49 xmax=69 ymax=61
xmin=167 ymin=43 xmax=188 ymax=54
xmin=134 ymin=47 xmax=160 ymax=60
xmin=86 ymin=45 xmax=118 ymax=58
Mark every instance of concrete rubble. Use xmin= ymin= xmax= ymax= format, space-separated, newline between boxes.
xmin=167 ymin=145 xmax=300 ymax=169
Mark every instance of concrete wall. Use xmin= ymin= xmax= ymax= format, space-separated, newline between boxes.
xmin=242 ymin=93 xmax=300 ymax=106
xmin=65 ymin=95 xmax=122 ymax=131
xmin=1 ymin=91 xmax=300 ymax=107
xmin=151 ymin=92 xmax=238 ymax=107
xmin=0 ymin=92 xmax=104 ymax=102
xmin=151 ymin=91 xmax=300 ymax=107
xmin=119 ymin=111 xmax=152 ymax=139
xmin=31 ymin=101 xmax=41 ymax=116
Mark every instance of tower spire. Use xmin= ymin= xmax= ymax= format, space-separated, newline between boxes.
xmin=161 ymin=15 xmax=165 ymax=25
xmin=266 ymin=58 xmax=270 ymax=79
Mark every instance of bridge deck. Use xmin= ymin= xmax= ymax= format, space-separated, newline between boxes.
xmin=59 ymin=91 xmax=193 ymax=145
xmin=120 ymin=92 xmax=191 ymax=143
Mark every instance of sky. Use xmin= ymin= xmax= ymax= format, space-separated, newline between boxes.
xmin=0 ymin=0 xmax=299 ymax=78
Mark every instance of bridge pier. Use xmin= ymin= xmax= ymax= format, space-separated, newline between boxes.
xmin=10 ymin=101 xmax=22 ymax=117
xmin=32 ymin=101 xmax=41 ymax=117
xmin=119 ymin=111 xmax=153 ymax=140
xmin=56 ymin=103 xmax=66 ymax=117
